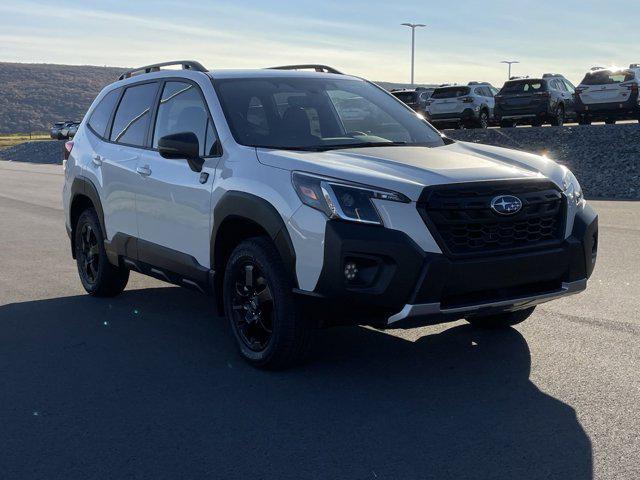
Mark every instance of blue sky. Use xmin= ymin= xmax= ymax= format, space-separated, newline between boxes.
xmin=1 ymin=0 xmax=638 ymax=85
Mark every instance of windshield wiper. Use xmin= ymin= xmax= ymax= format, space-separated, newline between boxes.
xmin=317 ymin=141 xmax=411 ymax=151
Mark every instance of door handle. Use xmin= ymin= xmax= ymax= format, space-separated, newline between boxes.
xmin=92 ymin=155 xmax=103 ymax=166
xmin=136 ymin=165 xmax=152 ymax=176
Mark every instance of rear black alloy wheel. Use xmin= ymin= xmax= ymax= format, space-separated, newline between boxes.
xmin=552 ymin=105 xmax=565 ymax=127
xmin=230 ymin=260 xmax=274 ymax=352
xmin=79 ymin=223 xmax=100 ymax=285
xmin=223 ymin=237 xmax=313 ymax=369
xmin=478 ymin=110 xmax=489 ymax=129
xmin=74 ymin=208 xmax=129 ymax=297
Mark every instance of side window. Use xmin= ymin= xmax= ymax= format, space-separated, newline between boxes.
xmin=153 ymin=81 xmax=218 ymax=156
xmin=110 ymin=83 xmax=157 ymax=146
xmin=88 ymin=88 xmax=119 ymax=137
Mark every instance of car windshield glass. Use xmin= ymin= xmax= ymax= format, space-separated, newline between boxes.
xmin=499 ymin=80 xmax=545 ymax=94
xmin=431 ymin=87 xmax=470 ymax=99
xmin=214 ymin=77 xmax=445 ymax=151
xmin=392 ymin=91 xmax=418 ymax=102
xmin=580 ymin=70 xmax=634 ymax=85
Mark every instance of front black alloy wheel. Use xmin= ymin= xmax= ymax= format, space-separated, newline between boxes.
xmin=74 ymin=208 xmax=129 ymax=297
xmin=477 ymin=110 xmax=489 ymax=129
xmin=230 ymin=260 xmax=275 ymax=352
xmin=223 ymin=237 xmax=313 ymax=369
xmin=466 ymin=306 xmax=536 ymax=328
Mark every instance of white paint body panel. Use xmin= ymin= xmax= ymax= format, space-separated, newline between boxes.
xmin=64 ymin=67 xmax=583 ymax=296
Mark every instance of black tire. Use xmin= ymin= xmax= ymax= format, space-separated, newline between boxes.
xmin=74 ymin=208 xmax=129 ymax=297
xmin=499 ymin=119 xmax=515 ymax=128
xmin=578 ymin=116 xmax=591 ymax=126
xmin=531 ymin=119 xmax=543 ymax=127
xmin=223 ymin=237 xmax=313 ymax=369
xmin=476 ymin=110 xmax=489 ymax=129
xmin=605 ymin=118 xmax=616 ymax=125
xmin=551 ymin=105 xmax=564 ymax=126
xmin=466 ymin=306 xmax=536 ymax=328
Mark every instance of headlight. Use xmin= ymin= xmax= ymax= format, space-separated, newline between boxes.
xmin=562 ymin=170 xmax=585 ymax=207
xmin=292 ymin=172 xmax=410 ymax=225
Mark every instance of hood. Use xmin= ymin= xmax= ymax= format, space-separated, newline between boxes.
xmin=257 ymin=141 xmax=567 ymax=201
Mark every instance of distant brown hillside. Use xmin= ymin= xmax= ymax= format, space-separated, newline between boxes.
xmin=0 ymin=62 xmax=125 ymax=134
xmin=0 ymin=61 xmax=433 ymax=134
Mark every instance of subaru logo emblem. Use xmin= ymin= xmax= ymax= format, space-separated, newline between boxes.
xmin=490 ymin=195 xmax=523 ymax=215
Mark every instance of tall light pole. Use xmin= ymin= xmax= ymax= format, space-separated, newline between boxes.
xmin=401 ymin=23 xmax=426 ymax=85
xmin=500 ymin=60 xmax=520 ymax=79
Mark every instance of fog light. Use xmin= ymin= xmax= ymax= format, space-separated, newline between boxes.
xmin=344 ymin=262 xmax=358 ymax=281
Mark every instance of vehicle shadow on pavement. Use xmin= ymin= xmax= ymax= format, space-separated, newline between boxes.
xmin=1 ymin=286 xmax=592 ymax=480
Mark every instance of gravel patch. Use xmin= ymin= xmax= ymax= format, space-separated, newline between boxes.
xmin=0 ymin=140 xmax=64 ymax=165
xmin=2 ymin=124 xmax=638 ymax=199
xmin=445 ymin=123 xmax=640 ymax=199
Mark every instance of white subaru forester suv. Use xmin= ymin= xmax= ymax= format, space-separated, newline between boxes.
xmin=63 ymin=61 xmax=598 ymax=368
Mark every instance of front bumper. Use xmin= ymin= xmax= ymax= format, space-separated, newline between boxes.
xmin=298 ymin=204 xmax=598 ymax=328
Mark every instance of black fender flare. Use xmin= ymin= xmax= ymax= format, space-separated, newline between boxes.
xmin=210 ymin=191 xmax=298 ymax=288
xmin=70 ymin=176 xmax=106 ymax=234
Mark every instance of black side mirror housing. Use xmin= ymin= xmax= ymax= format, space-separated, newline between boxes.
xmin=158 ymin=132 xmax=204 ymax=172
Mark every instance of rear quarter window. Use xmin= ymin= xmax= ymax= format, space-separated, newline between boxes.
xmin=88 ymin=88 xmax=120 ymax=138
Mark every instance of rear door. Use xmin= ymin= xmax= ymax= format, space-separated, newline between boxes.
xmin=578 ymin=70 xmax=633 ymax=105
xmin=135 ymin=79 xmax=221 ymax=269
xmin=88 ymin=82 xmax=158 ymax=244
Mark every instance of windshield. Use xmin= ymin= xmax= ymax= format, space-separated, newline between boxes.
xmin=499 ymin=80 xmax=546 ymax=94
xmin=580 ymin=70 xmax=634 ymax=85
xmin=214 ymin=77 xmax=444 ymax=151
xmin=392 ymin=91 xmax=418 ymax=103
xmin=431 ymin=87 xmax=470 ymax=99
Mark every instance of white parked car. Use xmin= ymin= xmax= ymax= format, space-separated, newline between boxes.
xmin=575 ymin=65 xmax=640 ymax=124
xmin=62 ymin=61 xmax=598 ymax=368
xmin=426 ymin=82 xmax=498 ymax=129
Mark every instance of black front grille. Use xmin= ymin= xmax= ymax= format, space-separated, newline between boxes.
xmin=417 ymin=180 xmax=566 ymax=258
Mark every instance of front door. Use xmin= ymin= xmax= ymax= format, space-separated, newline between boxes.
xmin=135 ymin=80 xmax=221 ymax=269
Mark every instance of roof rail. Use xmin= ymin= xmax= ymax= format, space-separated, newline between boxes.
xmin=542 ymin=73 xmax=563 ymax=78
xmin=267 ymin=64 xmax=343 ymax=74
xmin=118 ymin=60 xmax=207 ymax=80
xmin=590 ymin=66 xmax=605 ymax=71
xmin=468 ymin=81 xmax=490 ymax=85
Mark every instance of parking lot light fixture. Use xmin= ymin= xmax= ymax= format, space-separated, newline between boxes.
xmin=501 ymin=60 xmax=520 ymax=79
xmin=401 ymin=23 xmax=426 ymax=85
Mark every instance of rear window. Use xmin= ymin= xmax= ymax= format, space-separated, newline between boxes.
xmin=499 ymin=81 xmax=546 ymax=94
xmin=431 ymin=87 xmax=470 ymax=99
xmin=580 ymin=70 xmax=635 ymax=85
xmin=392 ymin=91 xmax=418 ymax=103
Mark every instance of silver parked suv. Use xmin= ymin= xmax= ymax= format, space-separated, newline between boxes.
xmin=426 ymin=82 xmax=498 ymax=129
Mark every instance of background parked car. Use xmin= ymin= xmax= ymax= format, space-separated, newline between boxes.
xmin=494 ymin=74 xmax=576 ymax=127
xmin=51 ymin=121 xmax=80 ymax=139
xmin=50 ymin=121 xmax=66 ymax=139
xmin=425 ymin=82 xmax=498 ymax=129
xmin=391 ymin=87 xmax=434 ymax=115
xmin=574 ymin=65 xmax=640 ymax=125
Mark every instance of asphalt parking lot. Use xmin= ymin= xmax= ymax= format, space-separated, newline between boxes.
xmin=1 ymin=161 xmax=638 ymax=480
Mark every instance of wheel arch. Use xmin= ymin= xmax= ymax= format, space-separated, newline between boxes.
xmin=211 ymin=191 xmax=298 ymax=308
xmin=69 ymin=176 xmax=106 ymax=258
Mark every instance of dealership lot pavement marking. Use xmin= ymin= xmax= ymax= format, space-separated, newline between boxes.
xmin=1 ymin=162 xmax=638 ymax=480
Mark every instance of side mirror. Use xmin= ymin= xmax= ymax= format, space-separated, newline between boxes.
xmin=158 ymin=132 xmax=204 ymax=172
